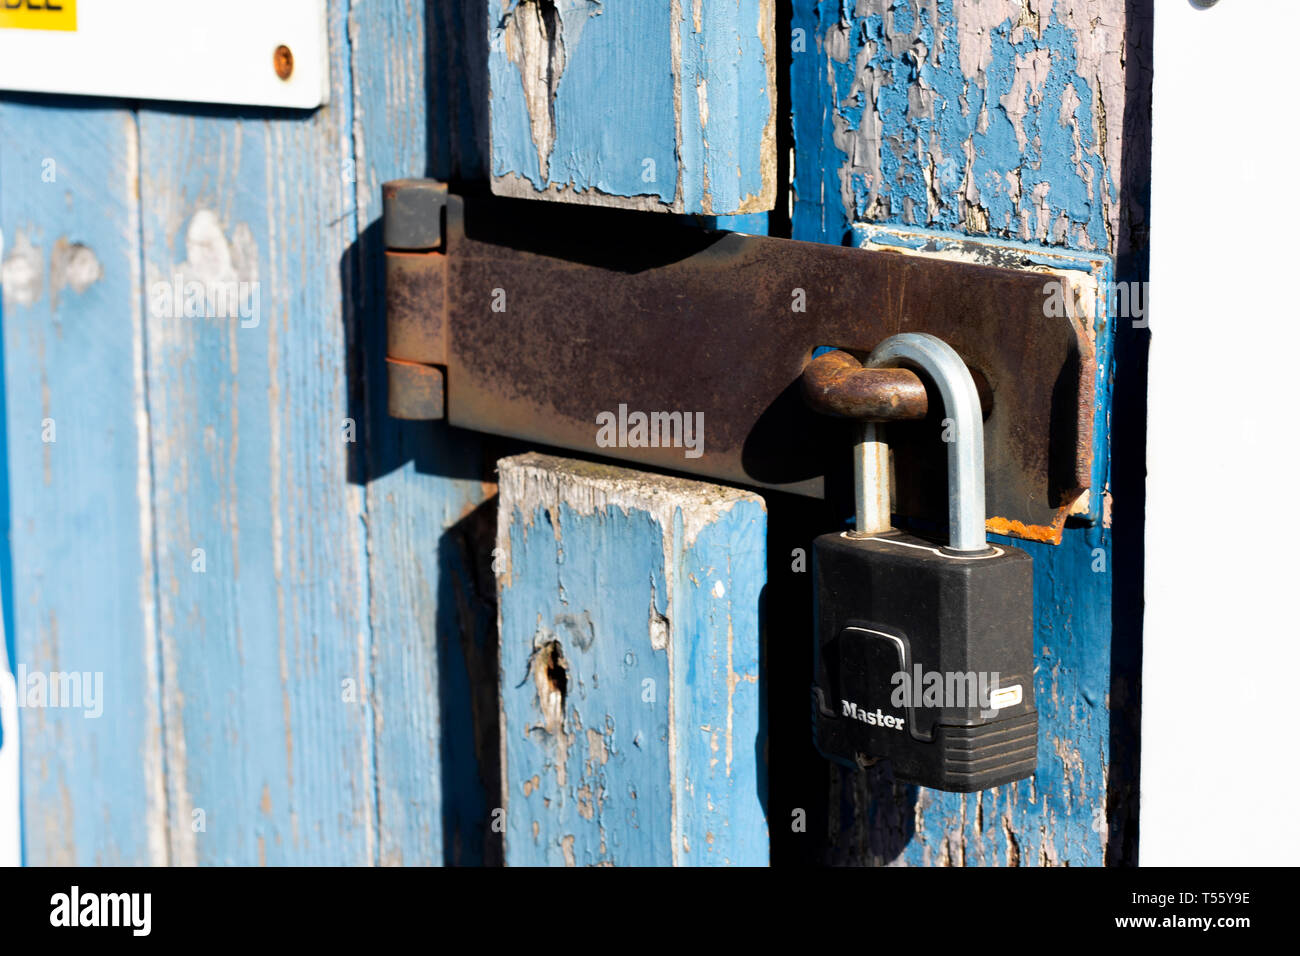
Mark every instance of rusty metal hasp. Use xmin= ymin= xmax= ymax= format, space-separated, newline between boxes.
xmin=382 ymin=179 xmax=1095 ymax=544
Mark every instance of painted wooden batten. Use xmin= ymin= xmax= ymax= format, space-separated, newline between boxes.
xmin=350 ymin=0 xmax=501 ymax=868
xmin=1 ymin=0 xmax=503 ymax=866
xmin=131 ymin=0 xmax=381 ymax=863
xmin=497 ymin=453 xmax=767 ymax=865
xmin=488 ymin=0 xmax=777 ymax=214
xmin=0 ymin=104 xmax=167 ymax=865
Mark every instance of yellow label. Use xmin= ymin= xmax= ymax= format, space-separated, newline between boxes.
xmin=0 ymin=0 xmax=76 ymax=32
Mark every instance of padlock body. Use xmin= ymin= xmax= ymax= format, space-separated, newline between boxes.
xmin=812 ymin=530 xmax=1037 ymax=792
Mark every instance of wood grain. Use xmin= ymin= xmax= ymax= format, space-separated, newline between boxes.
xmin=787 ymin=0 xmax=1141 ymax=865
xmin=350 ymin=0 xmax=500 ymax=866
xmin=0 ymin=102 xmax=166 ymax=864
xmin=497 ymin=453 xmax=768 ymax=865
xmin=135 ymin=0 xmax=373 ymax=862
xmin=2 ymin=0 xmax=502 ymax=866
xmin=488 ymin=0 xmax=777 ymax=214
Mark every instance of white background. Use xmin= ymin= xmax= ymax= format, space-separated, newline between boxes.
xmin=1143 ymin=0 xmax=1300 ymax=864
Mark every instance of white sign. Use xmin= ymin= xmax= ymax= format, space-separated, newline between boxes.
xmin=0 ymin=0 xmax=328 ymax=109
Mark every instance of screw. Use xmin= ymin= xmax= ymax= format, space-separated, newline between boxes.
xmin=274 ymin=45 xmax=294 ymax=81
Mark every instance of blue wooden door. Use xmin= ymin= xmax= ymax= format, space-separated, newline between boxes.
xmin=490 ymin=0 xmax=1143 ymax=866
xmin=0 ymin=0 xmax=1142 ymax=865
xmin=787 ymin=0 xmax=1142 ymax=865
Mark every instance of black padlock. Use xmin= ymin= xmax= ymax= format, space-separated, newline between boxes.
xmin=811 ymin=333 xmax=1037 ymax=792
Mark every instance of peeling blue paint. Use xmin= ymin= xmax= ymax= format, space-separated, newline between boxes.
xmin=795 ymin=0 xmax=1128 ymax=864
xmin=682 ymin=0 xmax=774 ymax=213
xmin=794 ymin=0 xmax=1117 ymax=250
xmin=548 ymin=4 xmax=677 ymax=202
xmin=499 ymin=467 xmax=768 ymax=866
xmin=501 ymin=503 xmax=675 ymax=866
xmin=487 ymin=29 xmax=545 ymax=184
xmin=489 ymin=0 xmax=774 ymax=213
xmin=866 ymin=231 xmax=928 ymax=249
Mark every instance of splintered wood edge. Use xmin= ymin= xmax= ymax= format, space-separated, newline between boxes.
xmin=495 ymin=452 xmax=766 ymax=590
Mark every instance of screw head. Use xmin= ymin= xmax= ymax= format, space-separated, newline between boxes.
xmin=273 ymin=45 xmax=294 ymax=81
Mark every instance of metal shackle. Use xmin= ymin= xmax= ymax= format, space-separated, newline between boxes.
xmin=859 ymin=332 xmax=988 ymax=553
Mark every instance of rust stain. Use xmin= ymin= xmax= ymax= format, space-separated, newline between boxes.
xmin=273 ymin=45 xmax=294 ymax=81
xmin=385 ymin=250 xmax=447 ymax=364
xmin=985 ymin=512 xmax=1067 ymax=545
xmin=433 ymin=186 xmax=1089 ymax=541
xmin=801 ymin=349 xmax=934 ymax=421
xmin=385 ymin=358 xmax=445 ymax=421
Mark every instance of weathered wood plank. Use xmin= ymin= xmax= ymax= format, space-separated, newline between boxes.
xmin=0 ymin=101 xmax=166 ymax=864
xmin=497 ymin=453 xmax=767 ymax=865
xmin=349 ymin=0 xmax=500 ymax=866
xmin=792 ymin=0 xmax=1124 ymax=251
xmin=488 ymin=0 xmax=777 ymax=214
xmin=2 ymin=0 xmax=505 ymax=868
xmin=787 ymin=0 xmax=1140 ymax=864
xmin=134 ymin=1 xmax=374 ymax=864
